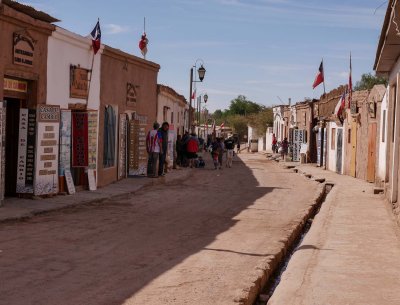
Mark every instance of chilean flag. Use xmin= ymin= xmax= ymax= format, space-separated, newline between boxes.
xmin=139 ymin=33 xmax=149 ymax=57
xmin=335 ymin=90 xmax=346 ymax=120
xmin=312 ymin=61 xmax=324 ymax=89
xmin=220 ymin=122 xmax=225 ymax=129
xmin=90 ymin=20 xmax=101 ymax=54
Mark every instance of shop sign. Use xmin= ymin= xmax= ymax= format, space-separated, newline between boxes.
xmin=34 ymin=116 xmax=60 ymax=196
xmin=4 ymin=78 xmax=28 ymax=93
xmin=64 ymin=170 xmax=76 ymax=195
xmin=16 ymin=109 xmax=29 ymax=193
xmin=126 ymin=83 xmax=137 ymax=105
xmin=70 ymin=65 xmax=89 ymax=99
xmin=37 ymin=105 xmax=61 ymax=123
xmin=13 ymin=33 xmax=35 ymax=67
xmin=87 ymin=111 xmax=98 ymax=170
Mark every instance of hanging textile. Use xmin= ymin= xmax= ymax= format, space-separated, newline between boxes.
xmin=72 ymin=112 xmax=88 ymax=167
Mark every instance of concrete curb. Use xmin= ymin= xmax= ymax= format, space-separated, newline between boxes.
xmin=0 ymin=169 xmax=193 ymax=224
xmin=235 ymin=165 xmax=328 ymax=305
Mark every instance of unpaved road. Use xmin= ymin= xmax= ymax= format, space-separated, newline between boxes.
xmin=0 ymin=153 xmax=318 ymax=305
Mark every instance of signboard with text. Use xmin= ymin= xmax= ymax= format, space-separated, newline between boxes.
xmin=70 ymin=65 xmax=89 ymax=99
xmin=13 ymin=33 xmax=34 ymax=67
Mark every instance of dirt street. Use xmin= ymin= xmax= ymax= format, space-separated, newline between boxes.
xmin=0 ymin=153 xmax=318 ymax=305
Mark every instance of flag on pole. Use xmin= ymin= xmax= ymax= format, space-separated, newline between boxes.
xmin=334 ymin=90 xmax=347 ymax=121
xmin=348 ymin=53 xmax=353 ymax=109
xmin=191 ymin=89 xmax=196 ymax=100
xmin=90 ymin=20 xmax=101 ymax=54
xmin=139 ymin=33 xmax=149 ymax=57
xmin=312 ymin=61 xmax=324 ymax=89
xmin=220 ymin=122 xmax=225 ymax=129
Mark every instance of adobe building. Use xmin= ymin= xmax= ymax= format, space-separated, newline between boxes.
xmin=0 ymin=1 xmax=57 ymax=201
xmin=295 ymin=99 xmax=317 ymax=162
xmin=97 ymin=45 xmax=160 ymax=187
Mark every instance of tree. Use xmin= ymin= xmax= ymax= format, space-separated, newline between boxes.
xmin=354 ymin=73 xmax=387 ymax=91
xmin=228 ymin=95 xmax=264 ymax=116
xmin=247 ymin=108 xmax=273 ymax=135
xmin=226 ymin=115 xmax=248 ymax=140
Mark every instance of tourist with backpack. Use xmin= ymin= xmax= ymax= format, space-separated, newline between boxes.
xmin=187 ymin=133 xmax=199 ymax=168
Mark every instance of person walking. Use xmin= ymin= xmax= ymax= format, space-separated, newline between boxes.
xmin=181 ymin=131 xmax=190 ymax=167
xmin=236 ymin=141 xmax=241 ymax=154
xmin=218 ymin=138 xmax=225 ymax=169
xmin=211 ymin=138 xmax=221 ymax=170
xmin=176 ymin=134 xmax=183 ymax=166
xmin=187 ymin=133 xmax=200 ymax=168
xmin=272 ymin=133 xmax=278 ymax=153
xmin=158 ymin=122 xmax=169 ymax=176
xmin=224 ymin=137 xmax=235 ymax=168
xmin=146 ymin=122 xmax=162 ymax=178
xmin=280 ymin=137 xmax=289 ymax=160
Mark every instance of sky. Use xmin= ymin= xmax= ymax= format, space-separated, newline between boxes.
xmin=24 ymin=0 xmax=387 ymax=111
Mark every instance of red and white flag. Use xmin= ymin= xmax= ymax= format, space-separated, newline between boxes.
xmin=220 ymin=122 xmax=225 ymax=129
xmin=139 ymin=33 xmax=149 ymax=57
xmin=335 ymin=90 xmax=346 ymax=118
xmin=90 ymin=20 xmax=101 ymax=54
xmin=348 ymin=53 xmax=352 ymax=109
xmin=191 ymin=89 xmax=196 ymax=100
xmin=312 ymin=61 xmax=324 ymax=89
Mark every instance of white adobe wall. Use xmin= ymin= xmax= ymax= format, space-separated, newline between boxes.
xmin=47 ymin=27 xmax=101 ymax=110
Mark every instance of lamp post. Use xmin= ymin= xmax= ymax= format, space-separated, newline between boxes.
xmin=196 ymin=93 xmax=208 ymax=137
xmin=189 ymin=59 xmax=206 ymax=132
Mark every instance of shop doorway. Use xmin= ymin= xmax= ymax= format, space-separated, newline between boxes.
xmin=4 ymin=98 xmax=26 ymax=196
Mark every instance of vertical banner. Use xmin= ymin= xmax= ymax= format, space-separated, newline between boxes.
xmin=0 ymin=102 xmax=6 ymax=204
xmin=59 ymin=110 xmax=72 ymax=177
xmin=128 ymin=114 xmax=148 ymax=176
xmin=317 ymin=128 xmax=322 ymax=166
xmin=87 ymin=111 xmax=98 ymax=170
xmin=26 ymin=109 xmax=36 ymax=187
xmin=72 ymin=112 xmax=88 ymax=167
xmin=118 ymin=114 xmax=128 ymax=180
xmin=34 ymin=105 xmax=60 ymax=196
xmin=16 ymin=109 xmax=29 ymax=193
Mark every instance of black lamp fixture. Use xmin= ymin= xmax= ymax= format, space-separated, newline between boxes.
xmin=203 ymin=93 xmax=208 ymax=103
xmin=198 ymin=65 xmax=206 ymax=82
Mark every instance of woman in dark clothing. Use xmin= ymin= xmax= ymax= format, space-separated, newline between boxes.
xmin=176 ymin=134 xmax=183 ymax=166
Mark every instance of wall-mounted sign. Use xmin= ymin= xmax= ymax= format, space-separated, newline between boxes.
xmin=70 ymin=65 xmax=89 ymax=99
xmin=13 ymin=33 xmax=35 ymax=67
xmin=128 ymin=114 xmax=148 ymax=176
xmin=37 ymin=105 xmax=60 ymax=123
xmin=16 ymin=109 xmax=31 ymax=193
xmin=118 ymin=114 xmax=128 ymax=179
xmin=87 ymin=111 xmax=98 ymax=170
xmin=126 ymin=83 xmax=137 ymax=105
xmin=59 ymin=110 xmax=72 ymax=177
xmin=4 ymin=78 xmax=28 ymax=93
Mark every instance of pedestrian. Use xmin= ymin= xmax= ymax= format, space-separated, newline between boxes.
xmin=146 ymin=122 xmax=162 ymax=178
xmin=158 ymin=122 xmax=169 ymax=176
xmin=211 ymin=138 xmax=221 ymax=170
xmin=280 ymin=137 xmax=289 ymax=160
xmin=176 ymin=134 xmax=183 ymax=166
xmin=181 ymin=131 xmax=190 ymax=167
xmin=186 ymin=133 xmax=200 ymax=168
xmin=218 ymin=138 xmax=225 ymax=169
xmin=236 ymin=141 xmax=241 ymax=154
xmin=224 ymin=137 xmax=235 ymax=168
xmin=272 ymin=133 xmax=278 ymax=153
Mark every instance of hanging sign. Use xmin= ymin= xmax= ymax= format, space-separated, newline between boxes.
xmin=26 ymin=109 xmax=36 ymax=187
xmin=16 ymin=109 xmax=30 ymax=193
xmin=34 ymin=105 xmax=60 ymax=196
xmin=70 ymin=65 xmax=89 ymax=99
xmin=13 ymin=33 xmax=34 ymax=67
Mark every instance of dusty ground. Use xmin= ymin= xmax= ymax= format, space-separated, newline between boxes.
xmin=0 ymin=153 xmax=318 ymax=305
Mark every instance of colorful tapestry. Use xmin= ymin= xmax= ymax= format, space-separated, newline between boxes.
xmin=72 ymin=112 xmax=88 ymax=167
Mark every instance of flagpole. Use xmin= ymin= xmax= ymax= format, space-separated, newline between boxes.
xmin=87 ymin=18 xmax=99 ymax=105
xmin=322 ymin=58 xmax=326 ymax=96
xmin=143 ymin=17 xmax=146 ymax=60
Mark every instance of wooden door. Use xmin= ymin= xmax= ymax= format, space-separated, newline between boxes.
xmin=350 ymin=120 xmax=357 ymax=177
xmin=336 ymin=129 xmax=343 ymax=174
xmin=367 ymin=123 xmax=377 ymax=182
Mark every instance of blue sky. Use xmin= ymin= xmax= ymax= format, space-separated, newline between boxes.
xmin=25 ymin=0 xmax=386 ymax=111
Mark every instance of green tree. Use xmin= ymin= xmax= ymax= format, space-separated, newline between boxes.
xmin=354 ymin=73 xmax=387 ymax=91
xmin=247 ymin=108 xmax=273 ymax=135
xmin=226 ymin=115 xmax=248 ymax=140
xmin=228 ymin=95 xmax=264 ymax=115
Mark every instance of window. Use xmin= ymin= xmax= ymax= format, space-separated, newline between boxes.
xmin=177 ymin=111 xmax=180 ymax=123
xmin=103 ymin=105 xmax=116 ymax=167
xmin=163 ymin=106 xmax=168 ymax=122
xmin=382 ymin=110 xmax=386 ymax=143
xmin=331 ymin=128 xmax=336 ymax=149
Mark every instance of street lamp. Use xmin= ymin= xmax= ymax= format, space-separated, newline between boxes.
xmin=189 ymin=59 xmax=206 ymax=131
xmin=196 ymin=93 xmax=209 ymax=137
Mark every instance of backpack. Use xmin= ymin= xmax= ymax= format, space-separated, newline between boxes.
xmin=187 ymin=138 xmax=199 ymax=153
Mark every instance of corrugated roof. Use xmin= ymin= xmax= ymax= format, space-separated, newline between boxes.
xmin=2 ymin=0 xmax=59 ymax=23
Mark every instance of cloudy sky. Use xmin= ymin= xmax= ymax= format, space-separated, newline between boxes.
xmin=25 ymin=0 xmax=386 ymax=111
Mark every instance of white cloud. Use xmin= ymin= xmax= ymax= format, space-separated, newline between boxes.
xmin=103 ymin=24 xmax=131 ymax=35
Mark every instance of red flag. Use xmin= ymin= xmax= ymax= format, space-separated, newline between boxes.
xmin=191 ymin=89 xmax=196 ymax=100
xmin=90 ymin=20 xmax=101 ymax=55
xmin=139 ymin=33 xmax=149 ymax=57
xmin=335 ymin=90 xmax=346 ymax=119
xmin=348 ymin=53 xmax=352 ymax=109
xmin=220 ymin=122 xmax=225 ymax=129
xmin=312 ymin=61 xmax=324 ymax=89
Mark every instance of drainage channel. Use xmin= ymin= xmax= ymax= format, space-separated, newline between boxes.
xmin=254 ymin=182 xmax=334 ymax=305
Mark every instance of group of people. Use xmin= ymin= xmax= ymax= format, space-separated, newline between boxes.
xmin=272 ymin=134 xmax=289 ymax=160
xmin=146 ymin=121 xmax=241 ymax=177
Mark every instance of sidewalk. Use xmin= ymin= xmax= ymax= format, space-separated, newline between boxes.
xmin=0 ymin=168 xmax=191 ymax=223
xmin=268 ymin=162 xmax=400 ymax=305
